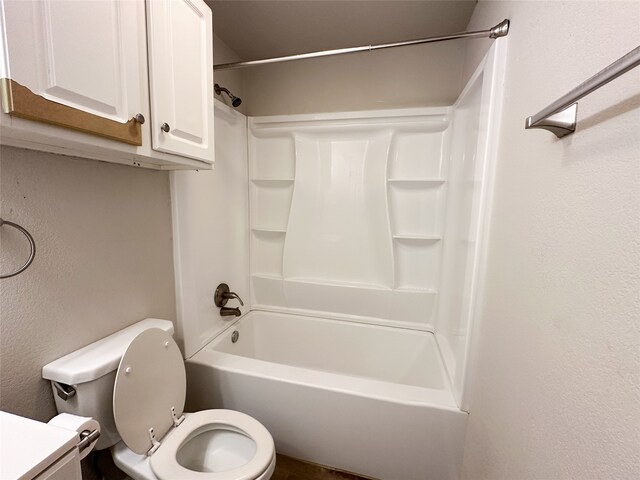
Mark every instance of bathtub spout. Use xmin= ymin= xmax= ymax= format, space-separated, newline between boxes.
xmin=220 ymin=307 xmax=241 ymax=317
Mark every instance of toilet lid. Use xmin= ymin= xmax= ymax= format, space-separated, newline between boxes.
xmin=113 ymin=328 xmax=186 ymax=455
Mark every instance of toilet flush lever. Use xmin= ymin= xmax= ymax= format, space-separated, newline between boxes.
xmin=53 ymin=381 xmax=76 ymax=401
xmin=214 ymin=283 xmax=244 ymax=307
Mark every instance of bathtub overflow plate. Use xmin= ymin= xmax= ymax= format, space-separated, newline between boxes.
xmin=231 ymin=331 xmax=239 ymax=343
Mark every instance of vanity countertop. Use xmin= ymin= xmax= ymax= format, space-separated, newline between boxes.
xmin=0 ymin=411 xmax=78 ymax=479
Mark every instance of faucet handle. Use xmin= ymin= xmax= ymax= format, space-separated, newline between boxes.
xmin=214 ymin=283 xmax=244 ymax=307
xmin=223 ymin=291 xmax=244 ymax=306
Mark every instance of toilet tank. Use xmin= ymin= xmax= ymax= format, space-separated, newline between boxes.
xmin=42 ymin=318 xmax=175 ymax=450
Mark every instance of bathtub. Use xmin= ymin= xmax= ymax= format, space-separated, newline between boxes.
xmin=185 ymin=310 xmax=467 ymax=480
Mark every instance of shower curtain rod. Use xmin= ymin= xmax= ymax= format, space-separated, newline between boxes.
xmin=213 ymin=19 xmax=510 ymax=71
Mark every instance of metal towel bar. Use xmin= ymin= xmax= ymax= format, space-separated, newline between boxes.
xmin=525 ymin=45 xmax=640 ymax=138
xmin=0 ymin=218 xmax=36 ymax=279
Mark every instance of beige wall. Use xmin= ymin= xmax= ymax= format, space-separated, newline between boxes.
xmin=213 ymin=33 xmax=247 ymax=114
xmin=0 ymin=147 xmax=176 ymax=423
xmin=241 ymin=40 xmax=466 ymax=116
xmin=460 ymin=2 xmax=640 ymax=479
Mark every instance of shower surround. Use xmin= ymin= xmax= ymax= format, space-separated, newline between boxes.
xmin=174 ymin=41 xmax=507 ymax=479
xmin=248 ymin=107 xmax=449 ymax=330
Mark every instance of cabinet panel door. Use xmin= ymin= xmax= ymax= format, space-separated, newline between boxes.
xmin=146 ymin=0 xmax=214 ymax=164
xmin=34 ymin=449 xmax=81 ymax=480
xmin=1 ymin=0 xmax=146 ymax=124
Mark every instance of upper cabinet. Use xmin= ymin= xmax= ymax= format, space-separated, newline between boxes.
xmin=147 ymin=0 xmax=214 ymax=163
xmin=0 ymin=0 xmax=215 ymax=170
xmin=0 ymin=0 xmax=147 ymax=145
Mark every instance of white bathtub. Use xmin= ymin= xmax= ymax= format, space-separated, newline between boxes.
xmin=186 ymin=311 xmax=467 ymax=480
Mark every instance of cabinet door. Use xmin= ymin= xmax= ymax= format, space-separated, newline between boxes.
xmin=34 ymin=449 xmax=81 ymax=480
xmin=1 ymin=0 xmax=147 ymax=127
xmin=146 ymin=0 xmax=215 ymax=164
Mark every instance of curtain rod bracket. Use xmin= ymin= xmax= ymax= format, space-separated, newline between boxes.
xmin=489 ymin=19 xmax=510 ymax=39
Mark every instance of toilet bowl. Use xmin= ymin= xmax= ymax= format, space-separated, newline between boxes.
xmin=112 ymin=411 xmax=276 ymax=480
xmin=42 ymin=319 xmax=275 ymax=480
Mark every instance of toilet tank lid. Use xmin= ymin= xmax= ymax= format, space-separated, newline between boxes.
xmin=42 ymin=319 xmax=175 ymax=385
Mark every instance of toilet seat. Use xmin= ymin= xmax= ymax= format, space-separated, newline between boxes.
xmin=150 ymin=409 xmax=275 ymax=480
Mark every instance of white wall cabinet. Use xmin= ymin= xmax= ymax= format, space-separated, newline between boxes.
xmin=0 ymin=0 xmax=214 ymax=170
xmin=147 ymin=0 xmax=215 ymax=163
xmin=2 ymin=0 xmax=146 ymax=128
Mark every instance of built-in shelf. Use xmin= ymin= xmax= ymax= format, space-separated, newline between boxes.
xmin=252 ymin=273 xmax=284 ymax=280
xmin=393 ymin=235 xmax=441 ymax=242
xmin=252 ymin=227 xmax=287 ymax=234
xmin=250 ymin=178 xmax=295 ymax=185
xmin=394 ymin=286 xmax=438 ymax=294
xmin=284 ymin=277 xmax=391 ymax=290
xmin=387 ymin=178 xmax=445 ymax=185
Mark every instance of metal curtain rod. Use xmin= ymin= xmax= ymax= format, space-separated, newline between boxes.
xmin=525 ymin=45 xmax=640 ymax=138
xmin=214 ymin=19 xmax=510 ymax=71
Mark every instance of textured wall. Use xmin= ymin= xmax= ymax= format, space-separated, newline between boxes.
xmin=460 ymin=2 xmax=640 ymax=479
xmin=241 ymin=40 xmax=466 ymax=116
xmin=0 ymin=147 xmax=176 ymax=423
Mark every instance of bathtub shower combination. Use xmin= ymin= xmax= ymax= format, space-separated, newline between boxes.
xmin=173 ymin=42 xmax=506 ymax=480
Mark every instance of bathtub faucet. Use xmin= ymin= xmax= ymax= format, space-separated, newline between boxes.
xmin=214 ymin=283 xmax=245 ymax=317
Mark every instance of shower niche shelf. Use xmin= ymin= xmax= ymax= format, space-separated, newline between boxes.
xmin=283 ymin=276 xmax=390 ymax=290
xmin=251 ymin=229 xmax=286 ymax=278
xmin=250 ymin=178 xmax=295 ymax=185
xmin=387 ymin=131 xmax=448 ymax=297
xmin=388 ymin=183 xmax=446 ymax=238
xmin=252 ymin=273 xmax=283 ymax=280
xmin=387 ymin=178 xmax=446 ymax=185
xmin=394 ymin=286 xmax=437 ymax=293
xmin=249 ymin=135 xmax=296 ymax=179
xmin=251 ymin=227 xmax=287 ymax=233
xmin=249 ymin=133 xmax=295 ymax=283
xmin=388 ymin=129 xmax=449 ymax=179
xmin=250 ymin=182 xmax=293 ymax=233
xmin=393 ymin=237 xmax=442 ymax=292
xmin=392 ymin=235 xmax=441 ymax=242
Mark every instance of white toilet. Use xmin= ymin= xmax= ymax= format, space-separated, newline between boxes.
xmin=42 ymin=319 xmax=276 ymax=480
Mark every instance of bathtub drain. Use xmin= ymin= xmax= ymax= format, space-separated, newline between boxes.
xmin=231 ymin=331 xmax=239 ymax=343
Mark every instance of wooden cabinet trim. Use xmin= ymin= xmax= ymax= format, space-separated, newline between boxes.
xmin=0 ymin=78 xmax=142 ymax=146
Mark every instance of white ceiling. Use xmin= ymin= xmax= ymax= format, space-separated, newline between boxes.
xmin=209 ymin=1 xmax=477 ymax=61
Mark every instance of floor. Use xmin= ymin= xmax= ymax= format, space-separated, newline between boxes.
xmin=272 ymin=454 xmax=375 ymax=480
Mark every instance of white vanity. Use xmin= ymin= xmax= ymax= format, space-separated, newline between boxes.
xmin=0 ymin=411 xmax=82 ymax=480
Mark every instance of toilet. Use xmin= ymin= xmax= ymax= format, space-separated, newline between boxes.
xmin=42 ymin=318 xmax=276 ymax=480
